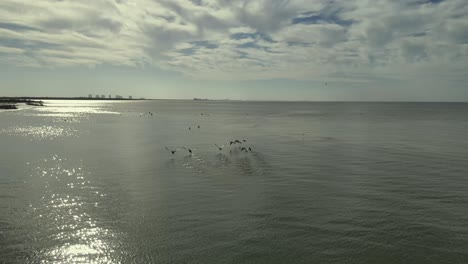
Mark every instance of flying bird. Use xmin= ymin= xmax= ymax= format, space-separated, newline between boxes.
xmin=165 ymin=147 xmax=177 ymax=155
xmin=215 ymin=144 xmax=224 ymax=151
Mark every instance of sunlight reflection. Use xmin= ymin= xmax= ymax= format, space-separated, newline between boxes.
xmin=39 ymin=100 xmax=121 ymax=115
xmin=0 ymin=125 xmax=78 ymax=139
xmin=27 ymin=155 xmax=117 ymax=263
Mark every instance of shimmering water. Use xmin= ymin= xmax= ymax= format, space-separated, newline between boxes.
xmin=1 ymin=100 xmax=468 ymax=263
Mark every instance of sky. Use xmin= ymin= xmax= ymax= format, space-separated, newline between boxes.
xmin=0 ymin=0 xmax=467 ymax=101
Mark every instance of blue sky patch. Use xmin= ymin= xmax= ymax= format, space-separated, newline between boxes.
xmin=0 ymin=22 xmax=40 ymax=32
xmin=190 ymin=41 xmax=219 ymax=49
xmin=293 ymin=10 xmax=353 ymax=27
xmin=0 ymin=38 xmax=62 ymax=50
xmin=177 ymin=41 xmax=218 ymax=56
xmin=230 ymin=32 xmax=274 ymax=42
xmin=237 ymin=42 xmax=263 ymax=49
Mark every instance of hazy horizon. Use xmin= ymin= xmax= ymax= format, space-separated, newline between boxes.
xmin=1 ymin=0 xmax=468 ymax=101
xmin=4 ymin=95 xmax=468 ymax=103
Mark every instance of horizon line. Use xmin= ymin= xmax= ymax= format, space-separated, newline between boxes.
xmin=1 ymin=96 xmax=468 ymax=103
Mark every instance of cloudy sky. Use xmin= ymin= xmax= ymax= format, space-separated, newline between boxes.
xmin=0 ymin=0 xmax=467 ymax=100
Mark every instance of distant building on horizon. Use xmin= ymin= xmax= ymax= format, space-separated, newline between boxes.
xmin=88 ymin=94 xmax=92 ymax=98
xmin=129 ymin=96 xmax=133 ymax=100
xmin=101 ymin=95 xmax=105 ymax=99
xmin=115 ymin=95 xmax=123 ymax=99
xmin=95 ymin=95 xmax=100 ymax=99
xmin=109 ymin=95 xmax=111 ymax=99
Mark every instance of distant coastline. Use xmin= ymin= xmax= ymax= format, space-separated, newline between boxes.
xmin=0 ymin=97 xmax=144 ymax=101
xmin=193 ymin=98 xmax=231 ymax=101
xmin=0 ymin=97 xmax=147 ymax=110
xmin=0 ymin=98 xmax=45 ymax=110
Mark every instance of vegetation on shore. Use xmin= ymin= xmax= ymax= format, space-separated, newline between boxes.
xmin=0 ymin=98 xmax=44 ymax=109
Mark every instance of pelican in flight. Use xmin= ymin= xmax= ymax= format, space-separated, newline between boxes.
xmin=165 ymin=147 xmax=178 ymax=155
xmin=215 ymin=144 xmax=224 ymax=151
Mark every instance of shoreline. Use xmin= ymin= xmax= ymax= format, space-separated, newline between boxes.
xmin=0 ymin=104 xmax=17 ymax=110
xmin=0 ymin=97 xmax=143 ymax=101
xmin=0 ymin=98 xmax=45 ymax=110
xmin=0 ymin=97 xmax=146 ymax=110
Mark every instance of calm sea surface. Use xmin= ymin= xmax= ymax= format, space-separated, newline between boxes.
xmin=1 ymin=100 xmax=468 ymax=263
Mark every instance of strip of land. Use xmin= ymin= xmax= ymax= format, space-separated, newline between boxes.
xmin=0 ymin=98 xmax=45 ymax=110
xmin=0 ymin=96 xmax=148 ymax=110
xmin=0 ymin=104 xmax=17 ymax=110
xmin=1 ymin=97 xmax=142 ymax=101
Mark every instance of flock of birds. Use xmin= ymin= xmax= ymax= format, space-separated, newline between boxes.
xmin=137 ymin=110 xmax=255 ymax=157
xmin=216 ymin=139 xmax=252 ymax=152
xmin=140 ymin=112 xmax=155 ymax=117
xmin=162 ymin=113 xmax=254 ymax=156
xmin=165 ymin=138 xmax=253 ymax=156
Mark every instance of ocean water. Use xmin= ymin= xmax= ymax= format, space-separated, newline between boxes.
xmin=1 ymin=100 xmax=468 ymax=263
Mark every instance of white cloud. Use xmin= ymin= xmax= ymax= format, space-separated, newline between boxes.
xmin=0 ymin=0 xmax=467 ymax=85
